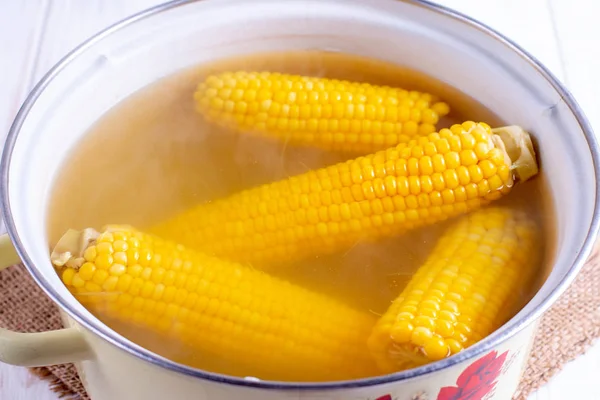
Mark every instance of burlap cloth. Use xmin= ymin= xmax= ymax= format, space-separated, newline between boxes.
xmin=1 ymin=246 xmax=598 ymax=400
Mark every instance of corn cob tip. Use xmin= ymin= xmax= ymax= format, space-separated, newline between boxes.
xmin=492 ymin=125 xmax=538 ymax=183
xmin=431 ymin=102 xmax=450 ymax=117
xmin=51 ymin=228 xmax=99 ymax=269
xmin=50 ymin=225 xmax=135 ymax=270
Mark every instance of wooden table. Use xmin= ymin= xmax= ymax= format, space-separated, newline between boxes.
xmin=0 ymin=1 xmax=598 ymax=398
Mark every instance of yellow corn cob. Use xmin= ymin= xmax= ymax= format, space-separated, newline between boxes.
xmin=367 ymin=207 xmax=540 ymax=372
xmin=194 ymin=71 xmax=450 ymax=153
xmin=50 ymin=226 xmax=378 ymax=381
xmin=151 ymin=122 xmax=538 ymax=266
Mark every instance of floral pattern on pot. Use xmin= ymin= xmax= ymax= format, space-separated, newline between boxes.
xmin=436 ymin=350 xmax=509 ymax=400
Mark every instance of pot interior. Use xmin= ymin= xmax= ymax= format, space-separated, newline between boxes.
xmin=3 ymin=0 xmax=597 ymax=383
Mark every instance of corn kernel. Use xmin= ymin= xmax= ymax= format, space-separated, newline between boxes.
xmin=78 ymin=262 xmax=96 ymax=280
xmin=424 ymin=337 xmax=449 ymax=360
xmin=83 ymin=246 xmax=97 ymax=262
xmin=62 ymin=268 xmax=75 ymax=286
xmin=96 ymin=241 xmax=113 ymax=254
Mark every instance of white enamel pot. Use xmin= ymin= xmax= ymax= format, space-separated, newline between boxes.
xmin=0 ymin=1 xmax=598 ymax=399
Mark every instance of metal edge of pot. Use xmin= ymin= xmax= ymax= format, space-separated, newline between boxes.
xmin=1 ymin=0 xmax=599 ymax=391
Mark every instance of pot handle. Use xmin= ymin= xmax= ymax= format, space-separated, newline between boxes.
xmin=0 ymin=233 xmax=93 ymax=366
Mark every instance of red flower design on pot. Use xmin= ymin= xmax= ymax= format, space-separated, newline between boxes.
xmin=375 ymin=396 xmax=392 ymax=400
xmin=437 ymin=350 xmax=508 ymax=400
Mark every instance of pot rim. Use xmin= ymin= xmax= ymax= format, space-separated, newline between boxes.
xmin=2 ymin=0 xmax=599 ymax=390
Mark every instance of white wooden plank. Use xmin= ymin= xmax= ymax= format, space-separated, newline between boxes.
xmin=0 ymin=365 xmax=59 ymax=400
xmin=0 ymin=1 xmax=50 ymax=139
